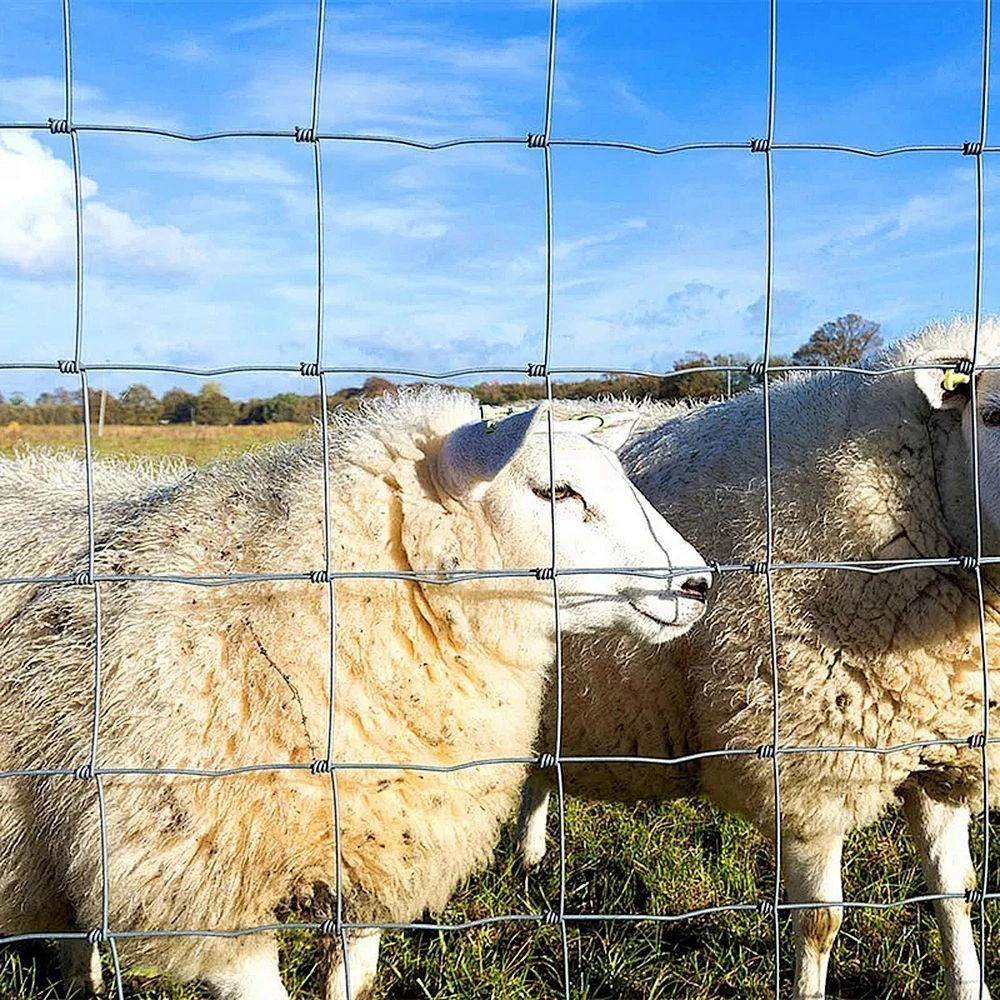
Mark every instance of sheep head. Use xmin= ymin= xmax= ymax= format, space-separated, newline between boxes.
xmin=915 ymin=352 xmax=1000 ymax=566
xmin=406 ymin=406 xmax=711 ymax=662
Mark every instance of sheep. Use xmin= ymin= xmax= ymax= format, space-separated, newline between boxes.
xmin=0 ymin=388 xmax=711 ymax=1000
xmin=0 ymin=449 xmax=185 ymax=626
xmin=516 ymin=317 xmax=1000 ymax=1000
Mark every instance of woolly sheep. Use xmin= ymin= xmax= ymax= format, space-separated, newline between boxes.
xmin=516 ymin=318 xmax=1000 ymax=1000
xmin=0 ymin=449 xmax=184 ymax=626
xmin=0 ymin=388 xmax=710 ymax=1000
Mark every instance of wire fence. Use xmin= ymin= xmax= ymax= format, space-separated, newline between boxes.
xmin=0 ymin=0 xmax=998 ymax=997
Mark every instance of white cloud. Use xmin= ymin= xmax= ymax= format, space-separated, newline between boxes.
xmin=0 ymin=76 xmax=101 ymax=122
xmin=814 ymin=186 xmax=973 ymax=256
xmin=326 ymin=23 xmax=547 ymax=78
xmin=227 ymin=8 xmax=315 ymax=35
xmin=0 ymin=75 xmax=182 ymax=131
xmin=335 ymin=199 xmax=451 ymax=240
xmin=233 ymin=9 xmax=548 ymax=138
xmin=0 ymin=132 xmax=208 ymax=277
xmin=157 ymin=39 xmax=213 ymax=64
xmin=139 ymin=147 xmax=307 ymax=188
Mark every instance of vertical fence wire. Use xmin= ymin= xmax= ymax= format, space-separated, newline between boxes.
xmin=970 ymin=2 xmax=993 ymax=995
xmin=300 ymin=0 xmax=356 ymax=992
xmin=758 ymin=0 xmax=784 ymax=992
xmin=0 ymin=0 xmax=998 ymax=997
xmin=535 ymin=0 xmax=572 ymax=992
xmin=57 ymin=0 xmax=122 ymax=995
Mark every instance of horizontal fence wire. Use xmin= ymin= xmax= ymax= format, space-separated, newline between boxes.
xmin=5 ymin=118 xmax=1000 ymax=158
xmin=0 ymin=0 xmax=998 ymax=997
xmin=2 ymin=556 xmax=999 ymax=591
xmin=5 ymin=359 xmax=1000 ymax=380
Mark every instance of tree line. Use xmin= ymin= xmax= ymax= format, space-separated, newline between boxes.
xmin=1 ymin=315 xmax=881 ymax=426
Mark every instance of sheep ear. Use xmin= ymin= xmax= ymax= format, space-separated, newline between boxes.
xmin=914 ymin=361 xmax=972 ymax=412
xmin=438 ymin=406 xmax=545 ymax=501
xmin=555 ymin=412 xmax=639 ymax=452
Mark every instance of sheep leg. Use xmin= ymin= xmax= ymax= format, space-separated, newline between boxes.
xmin=203 ymin=938 xmax=290 ymax=1000
xmin=782 ymin=832 xmax=844 ymax=1000
xmin=322 ymin=929 xmax=382 ymax=1000
xmin=516 ymin=770 xmax=552 ymax=870
xmin=59 ymin=939 xmax=104 ymax=996
xmin=901 ymin=784 xmax=990 ymax=1000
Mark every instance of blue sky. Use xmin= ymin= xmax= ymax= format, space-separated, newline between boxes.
xmin=0 ymin=0 xmax=997 ymax=399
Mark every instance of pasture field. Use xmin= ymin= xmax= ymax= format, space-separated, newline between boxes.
xmin=0 ymin=422 xmax=308 ymax=464
xmin=2 ymin=427 xmax=997 ymax=998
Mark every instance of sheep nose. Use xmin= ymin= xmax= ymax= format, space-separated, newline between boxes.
xmin=678 ymin=574 xmax=711 ymax=601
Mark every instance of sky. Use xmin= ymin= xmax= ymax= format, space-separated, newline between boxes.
xmin=0 ymin=0 xmax=998 ymax=400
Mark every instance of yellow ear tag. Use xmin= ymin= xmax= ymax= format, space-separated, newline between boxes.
xmin=942 ymin=369 xmax=971 ymax=393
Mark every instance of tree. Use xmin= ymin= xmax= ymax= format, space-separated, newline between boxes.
xmin=238 ymin=391 xmax=320 ymax=424
xmin=118 ymin=384 xmax=160 ymax=425
xmin=792 ymin=314 xmax=882 ymax=367
xmin=160 ymin=387 xmax=198 ymax=424
xmin=671 ymin=353 xmax=754 ymax=400
xmin=194 ymin=383 xmax=236 ymax=425
xmin=360 ymin=376 xmax=397 ymax=398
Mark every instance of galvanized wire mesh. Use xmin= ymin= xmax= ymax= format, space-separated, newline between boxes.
xmin=0 ymin=0 xmax=998 ymax=997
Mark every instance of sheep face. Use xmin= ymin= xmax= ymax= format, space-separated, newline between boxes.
xmin=432 ymin=407 xmax=711 ymax=647
xmin=916 ymin=359 xmax=1000 ymax=555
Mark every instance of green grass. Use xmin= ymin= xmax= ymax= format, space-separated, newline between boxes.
xmin=5 ymin=800 xmax=998 ymax=999
xmin=2 ymin=430 xmax=996 ymax=997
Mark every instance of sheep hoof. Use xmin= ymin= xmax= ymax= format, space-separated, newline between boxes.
xmin=521 ymin=843 xmax=547 ymax=871
xmin=951 ymin=983 xmax=991 ymax=1000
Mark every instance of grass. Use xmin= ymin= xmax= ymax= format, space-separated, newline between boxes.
xmin=2 ymin=426 xmax=997 ymax=998
xmin=7 ymin=801 xmax=996 ymax=999
xmin=0 ymin=422 xmax=307 ymax=465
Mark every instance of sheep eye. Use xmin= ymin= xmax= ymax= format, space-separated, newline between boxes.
xmin=532 ymin=483 xmax=587 ymax=508
xmin=983 ymin=408 xmax=1000 ymax=427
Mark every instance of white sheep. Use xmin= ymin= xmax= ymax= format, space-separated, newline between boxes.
xmin=516 ymin=318 xmax=1000 ymax=1000
xmin=0 ymin=388 xmax=710 ymax=1000
xmin=0 ymin=450 xmax=185 ymax=624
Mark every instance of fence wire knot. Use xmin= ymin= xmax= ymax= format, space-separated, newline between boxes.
xmin=310 ymin=758 xmax=332 ymax=775
xmin=749 ymin=137 xmax=770 ymax=153
xmin=958 ymin=555 xmax=979 ymax=571
xmin=317 ymin=919 xmax=339 ymax=935
xmin=86 ymin=928 xmax=108 ymax=945
xmin=526 ymin=362 xmax=547 ymax=377
xmin=310 ymin=569 xmax=331 ymax=584
xmin=963 ymin=141 xmax=984 ymax=156
xmin=953 ymin=357 xmax=975 ymax=376
xmin=47 ymin=117 xmax=71 ymax=134
xmin=757 ymin=899 xmax=776 ymax=917
xmin=756 ymin=744 xmax=776 ymax=760
xmin=294 ymin=126 xmax=318 ymax=143
xmin=537 ymin=752 xmax=557 ymax=769
xmin=967 ymin=733 xmax=987 ymax=749
xmin=74 ymin=763 xmax=95 ymax=780
xmin=534 ymin=567 xmax=555 ymax=581
xmin=299 ymin=361 xmax=322 ymax=377
xmin=966 ymin=886 xmax=985 ymax=905
xmin=748 ymin=561 xmax=769 ymax=576
xmin=542 ymin=910 xmax=561 ymax=925
xmin=526 ymin=132 xmax=548 ymax=148
xmin=746 ymin=360 xmax=765 ymax=378
xmin=57 ymin=359 xmax=80 ymax=374
xmin=72 ymin=570 xmax=93 ymax=586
